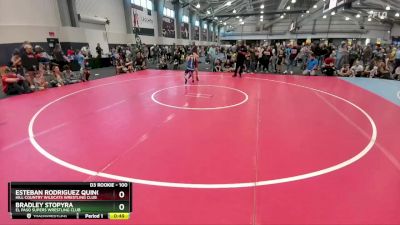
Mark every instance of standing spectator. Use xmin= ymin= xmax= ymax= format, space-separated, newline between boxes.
xmin=74 ymin=50 xmax=85 ymax=73
xmin=249 ymin=48 xmax=257 ymax=73
xmin=284 ymin=44 xmax=298 ymax=74
xmin=336 ymin=42 xmax=349 ymax=70
xmin=67 ymin=47 xmax=75 ymax=58
xmin=34 ymin=45 xmax=51 ymax=63
xmin=362 ymin=45 xmax=373 ymax=66
xmin=96 ymin=43 xmax=103 ymax=58
xmin=276 ymin=47 xmax=285 ymax=73
xmin=53 ymin=44 xmax=68 ymax=71
xmin=21 ymin=43 xmax=39 ymax=89
xmin=208 ymin=45 xmax=217 ymax=72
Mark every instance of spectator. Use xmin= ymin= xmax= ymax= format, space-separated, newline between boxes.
xmin=82 ymin=66 xmax=91 ymax=82
xmin=214 ymin=59 xmax=222 ymax=72
xmin=20 ymin=43 xmax=39 ymax=89
xmin=350 ymin=61 xmax=364 ymax=77
xmin=393 ymin=66 xmax=400 ymax=80
xmin=134 ymin=52 xmax=146 ymax=71
xmin=223 ymin=59 xmax=235 ymax=72
xmin=33 ymin=64 xmax=48 ymax=90
xmin=338 ymin=64 xmax=351 ymax=77
xmin=303 ymin=54 xmax=318 ymax=76
xmin=284 ymin=44 xmax=298 ymax=74
xmin=158 ymin=56 xmax=168 ymax=70
xmin=208 ymin=45 xmax=217 ymax=72
xmin=116 ymin=58 xmax=127 ymax=74
xmin=1 ymin=66 xmax=31 ymax=95
xmin=53 ymin=44 xmax=68 ymax=71
xmin=276 ymin=47 xmax=285 ymax=73
xmin=96 ymin=43 xmax=103 ymax=58
xmin=52 ymin=65 xmax=64 ymax=86
xmin=63 ymin=65 xmax=81 ymax=84
xmin=377 ymin=61 xmax=390 ymax=79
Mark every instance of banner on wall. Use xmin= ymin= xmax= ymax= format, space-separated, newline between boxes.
xmin=132 ymin=4 xmax=156 ymax=36
xmin=202 ymin=28 xmax=207 ymax=41
xmin=181 ymin=23 xmax=189 ymax=39
xmin=193 ymin=26 xmax=200 ymax=41
xmin=162 ymin=17 xmax=175 ymax=38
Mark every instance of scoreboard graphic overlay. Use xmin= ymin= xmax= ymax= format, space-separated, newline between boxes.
xmin=8 ymin=182 xmax=132 ymax=220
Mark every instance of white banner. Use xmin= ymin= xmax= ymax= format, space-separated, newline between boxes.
xmin=132 ymin=7 xmax=155 ymax=30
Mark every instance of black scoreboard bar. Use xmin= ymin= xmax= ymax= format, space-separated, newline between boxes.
xmin=8 ymin=182 xmax=132 ymax=220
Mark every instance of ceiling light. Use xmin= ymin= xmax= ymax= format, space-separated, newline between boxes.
xmin=223 ymin=22 xmax=227 ymax=25
xmin=233 ymin=9 xmax=236 ymax=13
xmin=226 ymin=1 xmax=232 ymax=6
xmin=286 ymin=6 xmax=291 ymax=10
xmin=260 ymin=4 xmax=264 ymax=9
xmin=306 ymin=10 xmax=310 ymax=13
xmin=236 ymin=16 xmax=239 ymax=18
xmin=196 ymin=3 xmax=200 ymax=8
xmin=280 ymin=15 xmax=284 ymax=18
xmin=207 ymin=10 xmax=210 ymax=14
xmin=345 ymin=17 xmax=350 ymax=20
xmin=313 ymin=4 xmax=317 ymax=8
xmin=367 ymin=17 xmax=371 ymax=21
xmin=386 ymin=5 xmax=390 ymax=11
xmin=291 ymin=0 xmax=296 ymax=3
xmin=323 ymin=15 xmax=327 ymax=19
xmin=261 ymin=11 xmax=264 ymax=14
xmin=301 ymin=14 xmax=304 ymax=17
xmin=396 ymin=12 xmax=400 ymax=17
xmin=331 ymin=11 xmax=335 ymax=15
xmin=260 ymin=19 xmax=263 ymax=22
xmin=356 ymin=14 xmax=360 ymax=18
xmin=239 ymin=18 xmax=242 ymax=21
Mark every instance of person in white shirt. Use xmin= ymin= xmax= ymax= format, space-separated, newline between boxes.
xmin=350 ymin=61 xmax=364 ymax=77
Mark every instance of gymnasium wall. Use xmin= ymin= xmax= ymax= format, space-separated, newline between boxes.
xmin=0 ymin=0 xmax=217 ymax=65
xmin=222 ymin=16 xmax=392 ymax=43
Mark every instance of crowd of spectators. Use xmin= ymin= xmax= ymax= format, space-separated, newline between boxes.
xmin=1 ymin=41 xmax=92 ymax=95
xmin=142 ymin=41 xmax=400 ymax=80
xmin=3 ymin=40 xmax=399 ymax=97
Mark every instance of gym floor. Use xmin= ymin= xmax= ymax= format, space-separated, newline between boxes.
xmin=0 ymin=70 xmax=399 ymax=224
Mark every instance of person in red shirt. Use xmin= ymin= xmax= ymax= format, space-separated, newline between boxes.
xmin=322 ymin=54 xmax=336 ymax=76
xmin=67 ymin=48 xmax=75 ymax=57
xmin=1 ymin=66 xmax=31 ymax=95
